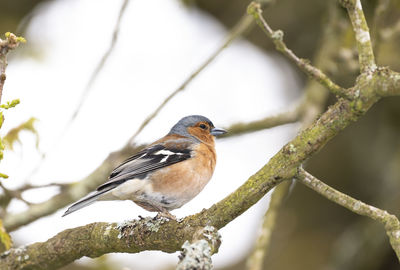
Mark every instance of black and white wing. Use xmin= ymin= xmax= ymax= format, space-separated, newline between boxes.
xmin=62 ymin=142 xmax=192 ymax=216
xmin=98 ymin=144 xmax=192 ymax=191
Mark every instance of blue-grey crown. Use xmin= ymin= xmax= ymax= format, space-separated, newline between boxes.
xmin=168 ymin=115 xmax=214 ymax=137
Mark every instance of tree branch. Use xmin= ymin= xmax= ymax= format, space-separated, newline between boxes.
xmin=247 ymin=2 xmax=350 ymax=99
xmin=70 ymin=0 xmax=130 ymax=122
xmin=296 ymin=167 xmax=400 ymax=260
xmin=127 ymin=0 xmax=279 ymax=144
xmin=0 ymin=33 xmax=25 ymax=104
xmin=23 ymin=0 xmax=131 ymax=184
xmin=340 ymin=0 xmax=376 ymax=72
xmin=127 ymin=2 xmax=274 ymax=143
xmin=245 ymin=4 xmax=354 ymax=266
xmin=176 ymin=226 xmax=221 ymax=270
xmin=222 ymin=105 xmax=301 ymax=138
xmin=0 ymin=218 xmax=221 ymax=270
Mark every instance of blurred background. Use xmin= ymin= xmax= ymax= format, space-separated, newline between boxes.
xmin=0 ymin=0 xmax=400 ymax=269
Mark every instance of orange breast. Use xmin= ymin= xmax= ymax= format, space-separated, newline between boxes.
xmin=151 ymin=143 xmax=216 ymax=203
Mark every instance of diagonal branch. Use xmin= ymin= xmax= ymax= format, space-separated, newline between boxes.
xmin=24 ymin=0 xmax=131 ymax=182
xmin=71 ymin=0 xmax=130 ymax=122
xmin=127 ymin=12 xmax=256 ymax=144
xmin=127 ymin=0 xmax=277 ymax=144
xmin=340 ymin=0 xmax=376 ymax=72
xmin=247 ymin=2 xmax=350 ymax=99
xmin=296 ymin=167 xmax=400 ymax=260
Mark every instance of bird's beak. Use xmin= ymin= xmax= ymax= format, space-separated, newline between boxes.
xmin=210 ymin=127 xmax=227 ymax=136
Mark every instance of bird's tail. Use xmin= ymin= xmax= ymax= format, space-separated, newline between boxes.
xmin=62 ymin=188 xmax=112 ymax=217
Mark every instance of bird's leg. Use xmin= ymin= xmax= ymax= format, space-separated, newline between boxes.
xmin=155 ymin=208 xmax=176 ymax=220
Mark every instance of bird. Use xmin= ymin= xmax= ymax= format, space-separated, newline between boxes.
xmin=62 ymin=115 xmax=227 ymax=219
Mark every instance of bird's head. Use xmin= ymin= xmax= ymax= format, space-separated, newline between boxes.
xmin=169 ymin=115 xmax=227 ymax=144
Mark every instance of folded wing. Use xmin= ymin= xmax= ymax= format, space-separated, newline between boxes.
xmin=62 ymin=139 xmax=193 ymax=216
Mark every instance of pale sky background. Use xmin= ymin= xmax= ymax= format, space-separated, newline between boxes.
xmin=1 ymin=0 xmax=301 ymax=268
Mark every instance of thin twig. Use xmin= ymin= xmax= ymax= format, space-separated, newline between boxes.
xmin=0 ymin=33 xmax=25 ymax=104
xmin=24 ymin=0 xmax=130 ymax=181
xmin=222 ymin=104 xmax=301 ymax=138
xmin=128 ymin=12 xmax=256 ymax=144
xmin=247 ymin=2 xmax=350 ymax=99
xmin=340 ymin=0 xmax=376 ymax=72
xmin=296 ymin=167 xmax=400 ymax=261
xmin=17 ymin=182 xmax=67 ymax=192
xmin=71 ymin=0 xmax=130 ymax=122
xmin=0 ymin=182 xmax=33 ymax=206
xmin=0 ymin=182 xmax=66 ymax=209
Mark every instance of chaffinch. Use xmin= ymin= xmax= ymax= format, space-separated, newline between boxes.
xmin=62 ymin=115 xmax=226 ymax=219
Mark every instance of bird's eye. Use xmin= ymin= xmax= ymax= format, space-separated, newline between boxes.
xmin=199 ymin=124 xmax=207 ymax=130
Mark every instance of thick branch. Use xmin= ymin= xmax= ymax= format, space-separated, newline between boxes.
xmin=0 ymin=218 xmax=221 ymax=270
xmin=340 ymin=0 xmax=376 ymax=72
xmin=296 ymin=167 xmax=400 ymax=260
xmin=247 ymin=2 xmax=350 ymax=99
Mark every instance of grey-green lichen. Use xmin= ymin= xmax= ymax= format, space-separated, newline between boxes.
xmin=177 ymin=240 xmax=212 ymax=270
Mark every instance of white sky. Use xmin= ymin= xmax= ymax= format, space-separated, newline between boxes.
xmin=1 ymin=0 xmax=301 ymax=269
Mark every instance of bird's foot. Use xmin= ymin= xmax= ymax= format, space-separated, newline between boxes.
xmin=155 ymin=211 xmax=176 ymax=221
